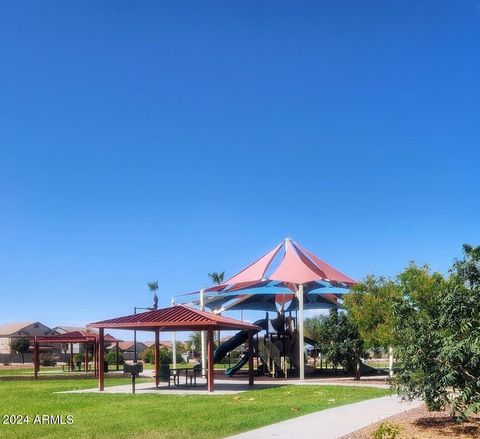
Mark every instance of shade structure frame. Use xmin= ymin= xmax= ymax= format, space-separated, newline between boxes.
xmin=33 ymin=331 xmax=122 ymax=379
xmin=88 ymin=305 xmax=260 ymax=392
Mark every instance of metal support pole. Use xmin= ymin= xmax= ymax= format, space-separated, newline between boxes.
xmin=297 ymin=284 xmax=305 ymax=380
xmin=248 ymin=331 xmax=254 ymax=386
xmin=207 ymin=329 xmax=214 ymax=392
xmin=171 ymin=298 xmax=177 ymax=369
xmin=133 ymin=307 xmax=137 ymax=362
xmin=154 ymin=329 xmax=160 ymax=387
xmin=98 ymin=328 xmax=105 ymax=391
xmin=200 ymin=289 xmax=207 ymax=377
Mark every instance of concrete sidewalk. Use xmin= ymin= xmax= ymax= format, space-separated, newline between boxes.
xmin=228 ymin=395 xmax=422 ymax=439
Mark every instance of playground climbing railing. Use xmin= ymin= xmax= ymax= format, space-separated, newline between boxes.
xmin=258 ymin=338 xmax=282 ymax=375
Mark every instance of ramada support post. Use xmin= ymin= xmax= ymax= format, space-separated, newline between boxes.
xmin=69 ymin=342 xmax=74 ymax=371
xmin=207 ymin=329 xmax=214 ymax=393
xmin=297 ymin=284 xmax=305 ymax=380
xmin=98 ymin=328 xmax=105 ymax=391
xmin=84 ymin=343 xmax=88 ymax=372
xmin=154 ymin=329 xmax=160 ymax=387
xmin=34 ymin=338 xmax=39 ymax=379
xmin=115 ymin=341 xmax=120 ymax=371
xmin=93 ymin=340 xmax=97 ymax=378
xmin=248 ymin=330 xmax=254 ymax=386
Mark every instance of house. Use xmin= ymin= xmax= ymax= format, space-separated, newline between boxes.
xmin=144 ymin=340 xmax=173 ymax=350
xmin=0 ymin=321 xmax=56 ymax=363
xmin=107 ymin=341 xmax=148 ymax=360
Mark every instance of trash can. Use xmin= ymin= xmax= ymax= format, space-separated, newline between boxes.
xmin=158 ymin=364 xmax=169 ymax=382
xmin=104 ymin=360 xmax=109 ymax=373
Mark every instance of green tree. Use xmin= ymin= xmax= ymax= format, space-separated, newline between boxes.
xmin=175 ymin=341 xmax=187 ymax=354
xmin=313 ymin=310 xmax=364 ymax=379
xmin=106 ymin=349 xmax=124 ymax=365
xmin=344 ymin=275 xmax=400 ymax=350
xmin=9 ymin=336 xmax=30 ymax=363
xmin=187 ymin=331 xmax=202 ymax=354
xmin=393 ymin=247 xmax=480 ymax=421
xmin=304 ymin=315 xmax=325 ymax=342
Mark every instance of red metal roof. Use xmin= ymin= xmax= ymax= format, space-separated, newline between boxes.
xmin=35 ymin=330 xmax=121 ymax=344
xmin=88 ymin=305 xmax=261 ymax=332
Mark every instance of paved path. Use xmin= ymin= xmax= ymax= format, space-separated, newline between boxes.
xmin=228 ymin=395 xmax=422 ymax=439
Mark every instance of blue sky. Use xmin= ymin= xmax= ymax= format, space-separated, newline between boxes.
xmin=1 ymin=1 xmax=479 ymax=339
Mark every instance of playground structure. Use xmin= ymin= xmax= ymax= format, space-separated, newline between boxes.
xmin=80 ymin=237 xmax=356 ymax=391
xmin=195 ymin=311 xmax=319 ymax=378
xmin=175 ymin=238 xmax=356 ymax=379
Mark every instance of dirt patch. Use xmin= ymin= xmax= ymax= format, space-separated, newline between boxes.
xmin=342 ymin=404 xmax=480 ymax=439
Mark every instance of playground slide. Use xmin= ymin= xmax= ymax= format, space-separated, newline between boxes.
xmin=225 ymin=353 xmax=249 ymax=376
xmin=304 ymin=336 xmax=319 ymax=347
xmin=193 ymin=318 xmax=267 ymax=372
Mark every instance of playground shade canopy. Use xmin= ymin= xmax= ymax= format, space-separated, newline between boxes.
xmin=174 ymin=238 xmax=356 ymax=312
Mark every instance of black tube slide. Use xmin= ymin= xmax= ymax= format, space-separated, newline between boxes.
xmin=214 ymin=318 xmax=266 ymax=363
xmin=193 ymin=318 xmax=267 ymax=371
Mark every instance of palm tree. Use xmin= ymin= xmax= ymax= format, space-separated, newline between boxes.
xmin=148 ymin=281 xmax=159 ymax=309
xmin=208 ymin=272 xmax=225 ymax=346
xmin=208 ymin=272 xmax=225 ymax=285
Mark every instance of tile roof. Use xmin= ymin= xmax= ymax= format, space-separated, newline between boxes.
xmin=0 ymin=321 xmax=39 ymax=336
xmin=144 ymin=340 xmax=173 ymax=349
xmin=53 ymin=326 xmax=97 ymax=334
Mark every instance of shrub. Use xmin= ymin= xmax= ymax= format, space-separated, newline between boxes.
xmin=39 ymin=353 xmax=56 ymax=367
xmin=73 ymin=353 xmax=84 ymax=370
xmin=373 ymin=422 xmax=402 ymax=439
xmin=142 ymin=346 xmax=184 ymax=364
xmin=106 ymin=350 xmax=124 ymax=365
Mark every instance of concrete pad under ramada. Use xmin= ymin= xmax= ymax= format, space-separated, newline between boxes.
xmin=58 ymin=378 xmax=280 ymax=395
xmin=58 ymin=374 xmax=389 ymax=395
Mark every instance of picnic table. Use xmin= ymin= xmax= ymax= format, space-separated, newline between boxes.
xmin=169 ymin=367 xmax=204 ymax=387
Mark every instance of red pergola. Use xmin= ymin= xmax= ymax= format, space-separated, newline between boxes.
xmin=88 ymin=305 xmax=261 ymax=392
xmin=33 ymin=330 xmax=122 ymax=378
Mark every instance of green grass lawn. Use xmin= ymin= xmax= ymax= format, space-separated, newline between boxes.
xmin=1 ymin=363 xmax=226 ymax=377
xmin=0 ymin=377 xmax=389 ymax=439
xmin=0 ymin=366 xmax=67 ymax=376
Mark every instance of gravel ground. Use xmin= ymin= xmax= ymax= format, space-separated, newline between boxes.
xmin=341 ymin=404 xmax=480 ymax=439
